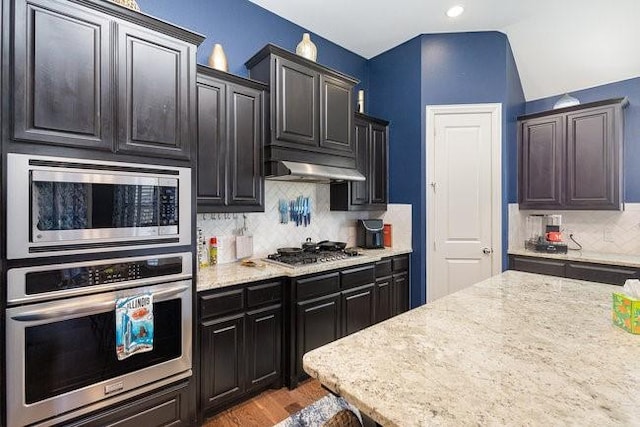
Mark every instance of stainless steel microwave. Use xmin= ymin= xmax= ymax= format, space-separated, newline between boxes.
xmin=7 ymin=153 xmax=191 ymax=259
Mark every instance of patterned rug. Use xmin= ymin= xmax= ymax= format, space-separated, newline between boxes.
xmin=274 ymin=394 xmax=362 ymax=427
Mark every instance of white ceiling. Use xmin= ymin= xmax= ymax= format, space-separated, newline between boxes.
xmin=248 ymin=0 xmax=640 ymax=101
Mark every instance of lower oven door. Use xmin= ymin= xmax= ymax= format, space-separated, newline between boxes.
xmin=5 ymin=280 xmax=192 ymax=427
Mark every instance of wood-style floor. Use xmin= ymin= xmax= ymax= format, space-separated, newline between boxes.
xmin=203 ymin=379 xmax=328 ymax=427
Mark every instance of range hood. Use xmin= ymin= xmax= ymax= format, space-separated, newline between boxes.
xmin=265 ymin=161 xmax=365 ymax=183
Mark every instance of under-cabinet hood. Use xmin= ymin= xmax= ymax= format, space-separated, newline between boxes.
xmin=265 ymin=161 xmax=365 ymax=183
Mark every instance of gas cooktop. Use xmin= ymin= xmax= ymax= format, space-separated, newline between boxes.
xmin=264 ymin=248 xmax=360 ymax=269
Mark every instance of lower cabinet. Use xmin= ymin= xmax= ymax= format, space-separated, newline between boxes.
xmin=289 ymin=257 xmax=410 ymax=388
xmin=65 ymin=380 xmax=192 ymax=427
xmin=508 ymin=254 xmax=639 ymax=285
xmin=199 ymin=280 xmax=283 ymax=416
xmin=295 ymin=293 xmax=341 ymax=380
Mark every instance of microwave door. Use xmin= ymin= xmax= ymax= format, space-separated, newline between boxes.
xmin=31 ymin=170 xmax=163 ymax=243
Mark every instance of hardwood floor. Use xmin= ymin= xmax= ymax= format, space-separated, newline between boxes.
xmin=203 ymin=379 xmax=328 ymax=427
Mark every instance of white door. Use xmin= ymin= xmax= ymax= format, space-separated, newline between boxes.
xmin=427 ymin=104 xmax=502 ymax=302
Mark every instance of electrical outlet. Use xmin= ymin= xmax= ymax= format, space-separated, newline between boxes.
xmin=603 ymin=226 xmax=614 ymax=242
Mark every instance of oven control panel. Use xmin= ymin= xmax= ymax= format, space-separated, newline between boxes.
xmin=159 ymin=187 xmax=178 ymax=226
xmin=24 ymin=256 xmax=184 ymax=295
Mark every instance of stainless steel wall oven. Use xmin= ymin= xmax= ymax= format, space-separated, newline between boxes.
xmin=5 ymin=252 xmax=193 ymax=427
xmin=6 ymin=153 xmax=191 ymax=259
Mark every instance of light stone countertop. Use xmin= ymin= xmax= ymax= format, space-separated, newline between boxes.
xmin=303 ymin=270 xmax=640 ymax=426
xmin=509 ymin=248 xmax=640 ymax=268
xmin=197 ymin=247 xmax=412 ymax=292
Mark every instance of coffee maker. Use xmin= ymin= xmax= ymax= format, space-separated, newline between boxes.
xmin=357 ymin=219 xmax=384 ymax=249
xmin=525 ymin=214 xmax=568 ymax=253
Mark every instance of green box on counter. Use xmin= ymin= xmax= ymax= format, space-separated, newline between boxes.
xmin=612 ymin=292 xmax=640 ymax=334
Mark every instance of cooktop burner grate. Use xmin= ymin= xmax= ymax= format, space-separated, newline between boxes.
xmin=264 ymin=248 xmax=360 ymax=268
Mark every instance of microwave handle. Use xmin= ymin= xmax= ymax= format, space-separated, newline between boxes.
xmin=10 ymin=284 xmax=189 ymax=322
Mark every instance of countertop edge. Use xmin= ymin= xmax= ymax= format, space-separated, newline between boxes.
xmin=508 ymin=249 xmax=640 ymax=269
xmin=196 ymin=248 xmax=413 ymax=292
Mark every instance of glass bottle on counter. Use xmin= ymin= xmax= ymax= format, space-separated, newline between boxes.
xmin=209 ymin=237 xmax=218 ymax=265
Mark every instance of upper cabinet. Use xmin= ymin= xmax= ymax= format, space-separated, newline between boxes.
xmin=331 ymin=113 xmax=389 ymax=211
xmin=246 ymin=44 xmax=357 ymax=170
xmin=11 ymin=0 xmax=203 ymax=160
xmin=196 ymin=66 xmax=267 ymax=212
xmin=518 ymin=98 xmax=627 ymax=210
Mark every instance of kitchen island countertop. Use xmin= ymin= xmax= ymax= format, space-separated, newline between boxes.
xmin=197 ymin=247 xmax=412 ymax=292
xmin=303 ymin=270 xmax=640 ymax=426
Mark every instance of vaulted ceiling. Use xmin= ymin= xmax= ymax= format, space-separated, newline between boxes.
xmin=248 ymin=0 xmax=640 ymax=101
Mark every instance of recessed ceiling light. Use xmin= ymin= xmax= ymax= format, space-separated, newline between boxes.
xmin=446 ymin=5 xmax=465 ymax=18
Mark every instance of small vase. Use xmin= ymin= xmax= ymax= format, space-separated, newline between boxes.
xmin=208 ymin=44 xmax=228 ymax=72
xmin=110 ymin=0 xmax=140 ymax=11
xmin=296 ymin=33 xmax=317 ymax=62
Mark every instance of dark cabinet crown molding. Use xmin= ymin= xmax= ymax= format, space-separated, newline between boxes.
xmin=518 ymin=97 xmax=628 ymax=121
xmin=354 ymin=112 xmax=389 ymax=126
xmin=70 ymin=0 xmax=205 ymax=45
xmin=244 ymin=43 xmax=359 ymax=86
xmin=196 ymin=65 xmax=268 ymax=92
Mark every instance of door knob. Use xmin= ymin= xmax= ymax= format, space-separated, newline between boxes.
xmin=482 ymin=247 xmax=493 ymax=255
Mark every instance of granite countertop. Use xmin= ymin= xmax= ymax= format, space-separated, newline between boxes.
xmin=303 ymin=270 xmax=640 ymax=426
xmin=197 ymin=247 xmax=412 ymax=292
xmin=509 ymin=248 xmax=640 ymax=268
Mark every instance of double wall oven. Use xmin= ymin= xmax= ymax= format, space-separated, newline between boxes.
xmin=4 ymin=154 xmax=194 ymax=426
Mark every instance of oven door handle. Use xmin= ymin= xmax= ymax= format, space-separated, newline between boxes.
xmin=10 ymin=284 xmax=190 ymax=322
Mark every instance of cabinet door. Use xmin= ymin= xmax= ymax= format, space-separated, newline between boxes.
xmin=375 ymin=276 xmax=393 ymax=323
xmin=519 ymin=116 xmax=564 ymax=208
xmin=197 ymin=77 xmax=226 ymax=209
xmin=341 ymin=284 xmax=375 ymax=336
xmin=275 ymin=57 xmax=318 ymax=147
xmin=296 ymin=293 xmax=341 ymax=378
xmin=319 ymin=74 xmax=353 ymax=154
xmin=392 ymin=272 xmax=409 ymax=315
xmin=566 ymin=106 xmax=619 ymax=209
xmin=227 ymin=83 xmax=264 ymax=209
xmin=370 ymin=122 xmax=388 ymax=205
xmin=246 ymin=305 xmax=282 ymax=392
xmin=200 ymin=314 xmax=245 ymax=411
xmin=116 ymin=23 xmax=191 ymax=160
xmin=350 ymin=118 xmax=370 ymax=206
xmin=13 ymin=0 xmax=112 ymax=149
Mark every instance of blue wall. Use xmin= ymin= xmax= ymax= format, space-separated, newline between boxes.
xmin=525 ymin=77 xmax=640 ymax=202
xmin=368 ymin=32 xmax=524 ymax=307
xmin=136 ymin=0 xmax=369 ymax=91
xmin=368 ymin=36 xmax=423 ymax=307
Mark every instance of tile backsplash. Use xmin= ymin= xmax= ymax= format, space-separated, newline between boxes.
xmin=197 ymin=181 xmax=412 ymax=263
xmin=509 ymin=203 xmax=640 ymax=254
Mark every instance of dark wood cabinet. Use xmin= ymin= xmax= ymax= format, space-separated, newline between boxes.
xmin=200 ymin=314 xmax=245 ymax=410
xmin=320 ymin=74 xmax=353 ymax=153
xmin=246 ymin=44 xmax=358 ymax=170
xmin=13 ymin=0 xmax=112 ymax=150
xmin=198 ymin=280 xmax=283 ymax=415
xmin=246 ymin=304 xmax=282 ymax=392
xmin=508 ymin=254 xmax=639 ymax=285
xmin=289 ymin=259 xmax=410 ymax=387
xmin=196 ymin=66 xmax=266 ymax=212
xmin=331 ymin=113 xmax=389 ymax=211
xmin=116 ymin=23 xmax=191 ymax=160
xmin=518 ymin=98 xmax=626 ymax=210
xmin=295 ymin=293 xmax=341 ymax=379
xmin=341 ymin=283 xmax=375 ymax=336
xmin=275 ymin=56 xmax=318 ymax=147
xmin=10 ymin=0 xmax=203 ymax=160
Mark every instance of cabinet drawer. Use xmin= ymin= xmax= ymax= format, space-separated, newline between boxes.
xmin=510 ymin=256 xmax=565 ymax=277
xmin=199 ymin=288 xmax=244 ymax=320
xmin=341 ymin=265 xmax=375 ymax=290
xmin=296 ymin=272 xmax=340 ymax=300
xmin=392 ymin=255 xmax=409 ymax=272
xmin=375 ymin=258 xmax=392 ymax=277
xmin=247 ymin=281 xmax=282 ymax=308
xmin=566 ymin=262 xmax=638 ymax=285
